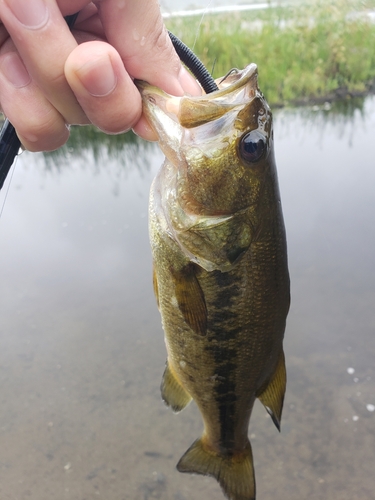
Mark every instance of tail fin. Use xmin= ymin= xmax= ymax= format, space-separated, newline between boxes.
xmin=176 ymin=437 xmax=255 ymax=500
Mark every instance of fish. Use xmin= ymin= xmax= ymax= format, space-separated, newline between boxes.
xmin=137 ymin=63 xmax=290 ymax=500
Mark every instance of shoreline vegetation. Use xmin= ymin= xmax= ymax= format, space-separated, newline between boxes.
xmin=1 ymin=0 xmax=374 ymax=149
xmin=166 ymin=0 xmax=375 ymax=106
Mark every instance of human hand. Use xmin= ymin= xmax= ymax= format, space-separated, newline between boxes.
xmin=0 ymin=0 xmax=201 ymax=151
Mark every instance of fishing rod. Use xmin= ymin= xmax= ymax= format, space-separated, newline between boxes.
xmin=0 ymin=14 xmax=217 ymax=191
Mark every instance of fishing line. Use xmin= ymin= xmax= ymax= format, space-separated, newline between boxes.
xmin=167 ymin=0 xmax=218 ymax=94
xmin=0 ymin=154 xmax=17 ymax=220
xmin=0 ymin=12 xmax=79 ymax=196
xmin=0 ymin=14 xmax=218 ymax=194
xmin=211 ymin=58 xmax=217 ymax=79
xmin=192 ymin=0 xmax=212 ymax=51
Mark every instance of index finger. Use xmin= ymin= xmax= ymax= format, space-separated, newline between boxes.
xmin=94 ymin=0 xmax=201 ymax=97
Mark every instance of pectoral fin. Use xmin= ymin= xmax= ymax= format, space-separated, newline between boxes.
xmin=153 ymin=263 xmax=159 ymax=308
xmin=161 ymin=361 xmax=192 ymax=413
xmin=173 ymin=264 xmax=207 ymax=336
xmin=257 ymin=349 xmax=286 ymax=432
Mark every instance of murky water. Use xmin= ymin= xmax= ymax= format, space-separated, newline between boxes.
xmin=0 ymin=96 xmax=374 ymax=500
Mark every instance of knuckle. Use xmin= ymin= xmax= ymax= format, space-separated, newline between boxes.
xmin=19 ymin=111 xmax=69 ymax=152
xmin=0 ymin=24 xmax=10 ymax=47
xmin=147 ymin=25 xmax=176 ymax=64
xmin=126 ymin=22 xmax=176 ymax=71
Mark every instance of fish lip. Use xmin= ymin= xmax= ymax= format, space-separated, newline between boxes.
xmin=136 ymin=63 xmax=258 ymax=101
xmin=135 ymin=80 xmax=176 ymax=118
xmin=135 ymin=63 xmax=259 ymax=128
xmin=211 ymin=63 xmax=258 ymax=98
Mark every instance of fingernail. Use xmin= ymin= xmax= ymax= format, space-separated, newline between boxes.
xmin=75 ymin=55 xmax=117 ymax=97
xmin=178 ymin=66 xmax=202 ymax=96
xmin=0 ymin=52 xmax=31 ymax=88
xmin=5 ymin=0 xmax=48 ymax=29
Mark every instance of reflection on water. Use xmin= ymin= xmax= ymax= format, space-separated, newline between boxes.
xmin=42 ymin=127 xmax=152 ymax=177
xmin=0 ymin=96 xmax=374 ymax=500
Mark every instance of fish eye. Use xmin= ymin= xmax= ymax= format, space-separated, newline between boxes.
xmin=239 ymin=130 xmax=266 ymax=163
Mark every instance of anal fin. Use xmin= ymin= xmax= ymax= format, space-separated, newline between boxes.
xmin=256 ymin=349 xmax=286 ymax=432
xmin=177 ymin=437 xmax=255 ymax=500
xmin=161 ymin=361 xmax=192 ymax=413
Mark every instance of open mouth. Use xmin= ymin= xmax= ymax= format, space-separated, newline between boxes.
xmin=136 ymin=63 xmax=259 ymax=131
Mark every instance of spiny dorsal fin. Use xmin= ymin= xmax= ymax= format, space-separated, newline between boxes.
xmin=161 ymin=361 xmax=192 ymax=413
xmin=173 ymin=264 xmax=207 ymax=336
xmin=177 ymin=437 xmax=255 ymax=500
xmin=256 ymin=349 xmax=286 ymax=432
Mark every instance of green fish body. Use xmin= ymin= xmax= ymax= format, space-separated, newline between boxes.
xmin=138 ymin=64 xmax=290 ymax=500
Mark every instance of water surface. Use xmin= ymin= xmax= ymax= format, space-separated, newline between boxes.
xmin=0 ymin=97 xmax=374 ymax=500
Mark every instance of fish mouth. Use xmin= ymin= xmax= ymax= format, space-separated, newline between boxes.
xmin=136 ymin=63 xmax=259 ymax=134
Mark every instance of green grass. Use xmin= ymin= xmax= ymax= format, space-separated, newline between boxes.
xmin=166 ymin=0 xmax=375 ymax=105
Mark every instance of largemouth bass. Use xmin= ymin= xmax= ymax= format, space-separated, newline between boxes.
xmin=138 ymin=64 xmax=290 ymax=500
